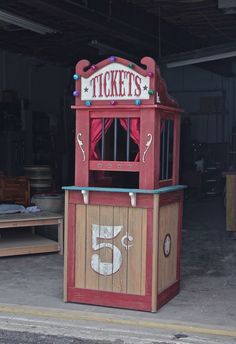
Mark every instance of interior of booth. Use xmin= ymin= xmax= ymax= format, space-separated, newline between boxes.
xmin=89 ymin=116 xmax=174 ymax=189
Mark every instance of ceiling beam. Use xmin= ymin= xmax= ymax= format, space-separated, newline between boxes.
xmin=17 ymin=0 xmax=156 ymax=50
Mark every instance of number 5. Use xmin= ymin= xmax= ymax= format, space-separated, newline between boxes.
xmin=91 ymin=224 xmax=123 ymax=276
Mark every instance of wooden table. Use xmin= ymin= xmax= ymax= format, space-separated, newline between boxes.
xmin=224 ymin=171 xmax=236 ymax=232
xmin=0 ymin=211 xmax=63 ymax=257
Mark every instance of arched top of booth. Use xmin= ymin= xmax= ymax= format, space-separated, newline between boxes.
xmin=73 ymin=56 xmax=180 ymax=109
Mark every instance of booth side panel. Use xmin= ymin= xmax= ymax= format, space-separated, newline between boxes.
xmin=157 ymin=191 xmax=183 ymax=309
xmin=158 ymin=202 xmax=179 ymax=292
xmin=177 ymin=191 xmax=184 ymax=281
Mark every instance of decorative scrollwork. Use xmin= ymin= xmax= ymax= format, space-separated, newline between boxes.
xmin=142 ymin=133 xmax=153 ymax=162
xmin=76 ymin=133 xmax=86 ymax=161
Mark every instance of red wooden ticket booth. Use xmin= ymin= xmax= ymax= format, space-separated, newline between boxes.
xmin=63 ymin=56 xmax=185 ymax=312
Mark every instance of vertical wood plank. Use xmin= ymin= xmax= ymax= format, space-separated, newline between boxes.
xmin=127 ymin=208 xmax=143 ymax=295
xmin=140 ymin=208 xmax=147 ymax=296
xmin=67 ymin=202 xmax=76 ymax=288
xmin=98 ymin=206 xmax=114 ymax=292
xmin=176 ymin=193 xmax=183 ymax=281
xmin=75 ymin=204 xmax=87 ymax=288
xmin=112 ymin=206 xmax=129 ymax=293
xmin=151 ymin=194 xmax=159 ymax=311
xmin=158 ymin=203 xmax=179 ymax=293
xmin=85 ymin=205 xmax=100 ymax=290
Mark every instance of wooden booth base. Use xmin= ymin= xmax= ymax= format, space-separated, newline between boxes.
xmin=63 ymin=186 xmax=184 ymax=312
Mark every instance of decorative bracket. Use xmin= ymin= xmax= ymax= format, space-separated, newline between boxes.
xmin=142 ymin=133 xmax=153 ymax=162
xmin=77 ymin=133 xmax=86 ymax=161
xmin=129 ymin=192 xmax=136 ymax=207
xmin=81 ymin=190 xmax=89 ymax=205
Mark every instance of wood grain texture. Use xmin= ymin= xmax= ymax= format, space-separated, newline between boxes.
xmin=151 ymin=194 xmax=159 ymax=311
xmin=112 ymin=207 xmax=128 ymax=293
xmin=127 ymin=207 xmax=146 ymax=295
xmin=0 ymin=212 xmax=63 ymax=257
xmin=85 ymin=205 xmax=100 ymax=290
xmin=0 ymin=233 xmax=59 ymax=257
xmin=67 ymin=203 xmax=76 ymax=288
xmin=75 ymin=204 xmax=87 ymax=288
xmin=73 ymin=204 xmax=147 ymax=296
xmin=226 ymin=175 xmax=236 ymax=231
xmin=141 ymin=207 xmax=147 ymax=295
xmin=98 ymin=206 xmax=114 ymax=291
xmin=176 ymin=192 xmax=183 ymax=280
xmin=158 ymin=202 xmax=179 ymax=293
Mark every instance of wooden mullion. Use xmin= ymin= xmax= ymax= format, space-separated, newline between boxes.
xmin=172 ymin=113 xmax=181 ymax=185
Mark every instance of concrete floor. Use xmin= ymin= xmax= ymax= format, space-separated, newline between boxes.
xmin=0 ymin=196 xmax=235 ymax=343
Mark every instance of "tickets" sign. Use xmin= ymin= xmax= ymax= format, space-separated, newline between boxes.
xmin=81 ymin=63 xmax=150 ymax=100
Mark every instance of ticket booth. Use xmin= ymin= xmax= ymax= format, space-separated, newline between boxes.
xmin=63 ymin=56 xmax=185 ymax=312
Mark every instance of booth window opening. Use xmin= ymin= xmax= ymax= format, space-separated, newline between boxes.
xmin=160 ymin=119 xmax=174 ymax=181
xmin=90 ymin=117 xmax=140 ymax=162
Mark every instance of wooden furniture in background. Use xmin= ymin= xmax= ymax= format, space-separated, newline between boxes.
xmin=224 ymin=172 xmax=236 ymax=232
xmin=0 ymin=211 xmax=63 ymax=256
xmin=0 ymin=173 xmax=30 ymax=206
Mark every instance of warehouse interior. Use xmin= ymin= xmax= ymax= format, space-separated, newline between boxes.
xmin=0 ymin=0 xmax=235 ymax=326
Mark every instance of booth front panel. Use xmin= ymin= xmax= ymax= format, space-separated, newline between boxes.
xmin=64 ymin=189 xmax=183 ymax=312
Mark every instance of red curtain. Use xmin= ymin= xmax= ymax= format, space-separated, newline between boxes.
xmin=90 ymin=118 xmax=113 ymax=159
xmin=119 ymin=118 xmax=140 ymax=161
xmin=90 ymin=118 xmax=140 ymax=161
